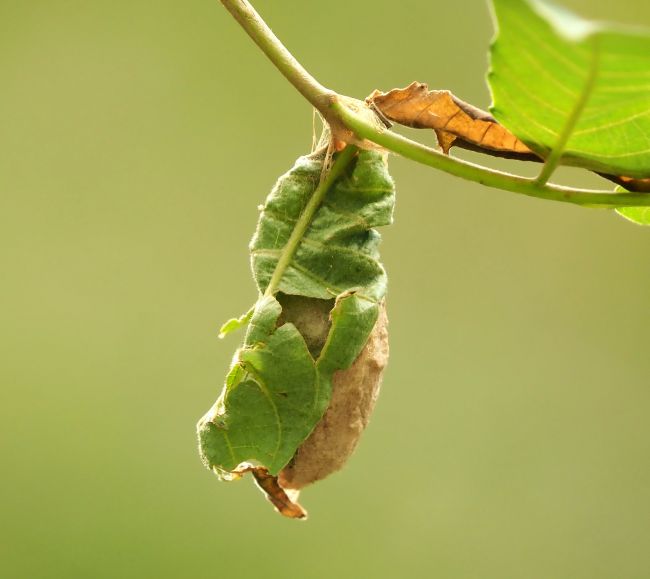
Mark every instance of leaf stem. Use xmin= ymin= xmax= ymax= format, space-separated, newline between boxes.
xmin=220 ymin=0 xmax=650 ymax=209
xmin=535 ymin=37 xmax=601 ymax=186
xmin=331 ymin=100 xmax=649 ymax=207
xmin=220 ymin=0 xmax=334 ymax=116
xmin=263 ymin=145 xmax=358 ymax=298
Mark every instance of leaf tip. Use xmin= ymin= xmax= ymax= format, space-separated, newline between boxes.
xmin=615 ymin=207 xmax=650 ymax=226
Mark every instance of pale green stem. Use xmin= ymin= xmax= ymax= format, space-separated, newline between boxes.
xmin=332 ymin=101 xmax=649 ymax=208
xmin=220 ymin=0 xmax=650 ymax=209
xmin=535 ymin=37 xmax=601 ymax=186
xmin=220 ymin=0 xmax=334 ymax=113
xmin=263 ymin=145 xmax=358 ymax=297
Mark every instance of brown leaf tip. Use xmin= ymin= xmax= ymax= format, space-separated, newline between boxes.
xmin=239 ymin=465 xmax=308 ymax=520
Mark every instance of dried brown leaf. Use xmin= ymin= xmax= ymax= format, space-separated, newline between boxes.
xmin=367 ymin=81 xmax=650 ymax=193
xmin=367 ymin=81 xmax=536 ymax=158
xmin=601 ymin=175 xmax=650 ymax=193
xmin=238 ymin=465 xmax=307 ymax=519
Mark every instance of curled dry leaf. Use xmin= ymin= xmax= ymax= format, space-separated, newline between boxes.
xmin=604 ymin=175 xmax=650 ymax=193
xmin=367 ymin=81 xmax=536 ymax=158
xmin=242 ymin=465 xmax=308 ymax=519
xmin=367 ymin=81 xmax=650 ymax=193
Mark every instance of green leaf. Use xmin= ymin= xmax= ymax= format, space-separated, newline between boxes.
xmin=198 ymin=295 xmax=321 ymax=475
xmin=617 ymin=206 xmax=650 ymax=225
xmin=612 ymin=185 xmax=650 ymax=225
xmin=316 ymin=292 xmax=379 ymax=376
xmin=250 ymin=149 xmax=395 ymax=301
xmin=218 ymin=306 xmax=254 ymax=339
xmin=489 ymin=0 xmax=650 ymax=178
xmin=198 ymin=149 xmax=395 ymax=477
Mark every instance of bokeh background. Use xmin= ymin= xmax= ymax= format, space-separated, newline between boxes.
xmin=2 ymin=1 xmax=650 ymax=577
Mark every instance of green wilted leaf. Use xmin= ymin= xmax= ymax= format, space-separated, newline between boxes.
xmin=199 ymin=295 xmax=323 ymax=475
xmin=250 ymin=150 xmax=394 ymax=301
xmin=489 ymin=0 xmax=650 ymax=178
xmin=198 ymin=149 xmax=395 ymax=478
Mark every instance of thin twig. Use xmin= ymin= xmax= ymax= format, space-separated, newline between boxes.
xmin=220 ymin=0 xmax=650 ymax=208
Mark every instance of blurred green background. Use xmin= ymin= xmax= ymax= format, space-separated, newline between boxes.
xmin=2 ymin=1 xmax=649 ymax=577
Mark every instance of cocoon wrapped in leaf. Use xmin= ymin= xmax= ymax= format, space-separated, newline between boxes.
xmin=197 ymin=148 xmax=395 ymax=516
xmin=277 ymin=294 xmax=389 ymax=489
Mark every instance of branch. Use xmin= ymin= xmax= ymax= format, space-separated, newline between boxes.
xmin=220 ymin=0 xmax=334 ymax=116
xmin=220 ymin=0 xmax=650 ymax=209
xmin=330 ymin=101 xmax=650 ymax=208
